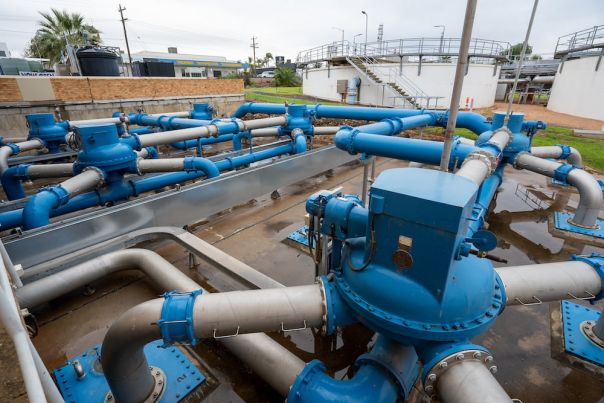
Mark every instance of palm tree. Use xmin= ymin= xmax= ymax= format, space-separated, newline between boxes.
xmin=274 ymin=67 xmax=300 ymax=87
xmin=25 ymin=9 xmax=101 ymax=64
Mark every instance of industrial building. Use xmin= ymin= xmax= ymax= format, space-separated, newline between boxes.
xmin=0 ymin=2 xmax=603 ymax=403
xmin=130 ymin=48 xmax=244 ymax=78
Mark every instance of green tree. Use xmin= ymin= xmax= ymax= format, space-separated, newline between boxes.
xmin=25 ymin=9 xmax=101 ymax=63
xmin=508 ymin=42 xmax=533 ymax=57
xmin=274 ymin=67 xmax=300 ymax=87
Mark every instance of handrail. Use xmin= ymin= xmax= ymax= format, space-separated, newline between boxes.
xmin=297 ymin=37 xmax=510 ymax=64
xmin=554 ymin=25 xmax=604 ymax=57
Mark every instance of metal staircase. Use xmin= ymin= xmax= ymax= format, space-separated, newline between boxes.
xmin=346 ymin=56 xmax=430 ymax=109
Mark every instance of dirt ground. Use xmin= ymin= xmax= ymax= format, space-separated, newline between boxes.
xmin=478 ymin=102 xmax=604 ymax=131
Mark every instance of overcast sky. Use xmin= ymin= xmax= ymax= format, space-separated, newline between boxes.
xmin=1 ymin=0 xmax=602 ymax=61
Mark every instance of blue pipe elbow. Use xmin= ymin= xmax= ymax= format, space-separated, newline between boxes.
xmin=183 ymin=157 xmax=220 ymax=178
xmin=22 ymin=185 xmax=69 ymax=229
xmin=293 ymin=133 xmax=307 ymax=154
xmin=1 ymin=165 xmax=30 ymax=200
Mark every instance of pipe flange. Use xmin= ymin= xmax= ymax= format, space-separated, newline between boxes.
xmin=464 ymin=149 xmax=497 ymax=175
xmin=512 ymin=151 xmax=530 ymax=169
xmin=105 ymin=366 xmax=165 ymax=403
xmin=82 ymin=166 xmax=106 ymax=188
xmin=423 ymin=349 xmax=497 ymax=398
xmin=567 ymin=217 xmax=600 ymax=230
xmin=581 ymin=320 xmax=604 ymax=348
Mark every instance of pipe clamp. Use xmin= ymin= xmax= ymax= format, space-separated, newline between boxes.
xmin=157 ymin=289 xmax=203 ymax=346
xmin=553 ymin=163 xmax=575 ymax=184
xmin=465 ymin=150 xmax=497 ymax=175
xmin=556 ymin=144 xmax=572 ymax=160
xmin=7 ymin=143 xmax=21 ymax=154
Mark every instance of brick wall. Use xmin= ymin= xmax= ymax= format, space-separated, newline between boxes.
xmin=0 ymin=76 xmax=243 ymax=103
xmin=0 ymin=77 xmax=21 ymax=102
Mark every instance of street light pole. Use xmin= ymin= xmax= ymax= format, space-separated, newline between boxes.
xmin=434 ymin=25 xmax=445 ymax=58
xmin=332 ymin=27 xmax=345 ymax=56
xmin=362 ymin=11 xmax=368 ymax=55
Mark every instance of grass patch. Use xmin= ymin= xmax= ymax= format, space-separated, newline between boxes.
xmin=244 ymin=87 xmax=342 ymax=106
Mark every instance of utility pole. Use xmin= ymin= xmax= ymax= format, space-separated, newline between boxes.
xmin=362 ymin=11 xmax=368 ymax=55
xmin=250 ymin=36 xmax=259 ymax=76
xmin=118 ymin=4 xmax=133 ymax=76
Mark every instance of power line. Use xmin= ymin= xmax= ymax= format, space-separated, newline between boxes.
xmin=118 ymin=4 xmax=133 ymax=76
xmin=250 ymin=36 xmax=259 ymax=74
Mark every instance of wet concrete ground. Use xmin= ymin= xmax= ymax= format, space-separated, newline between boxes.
xmin=3 ymin=155 xmax=604 ymax=402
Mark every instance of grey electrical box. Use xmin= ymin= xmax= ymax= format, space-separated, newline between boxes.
xmin=337 ymin=80 xmax=348 ymax=94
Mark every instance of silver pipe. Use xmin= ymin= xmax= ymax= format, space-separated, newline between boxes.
xmin=138 ymin=117 xmax=287 ymax=148
xmin=69 ymin=117 xmax=122 ymax=127
xmin=27 ymin=163 xmax=74 ymax=179
xmin=456 ymin=128 xmax=511 ymax=185
xmin=457 ymin=137 xmax=475 ymax=146
xmin=0 ymin=289 xmax=47 ymax=403
xmin=530 ymin=145 xmax=583 ymax=167
xmin=504 ymin=0 xmax=539 ymax=125
xmin=59 ymin=169 xmax=104 ymax=198
xmin=438 ymin=360 xmax=512 ymax=403
xmin=593 ymin=312 xmax=604 ymax=340
xmin=312 ymin=126 xmax=341 ymax=135
xmin=137 ymin=158 xmax=184 ymax=173
xmin=0 ymin=139 xmax=45 ymax=174
xmin=514 ymin=153 xmax=602 ymax=227
xmin=250 ymin=127 xmax=281 ymax=137
xmin=135 ymin=148 xmax=149 ymax=159
xmin=0 ymin=240 xmax=22 ymax=288
xmin=192 ymin=284 xmax=325 ymax=337
xmin=19 ymin=248 xmax=306 ymax=400
xmin=495 ymin=261 xmax=602 ymax=305
xmin=456 ymin=159 xmax=491 ymax=185
xmin=439 ymin=0 xmax=477 ymax=171
xmin=0 ymin=241 xmax=63 ymax=402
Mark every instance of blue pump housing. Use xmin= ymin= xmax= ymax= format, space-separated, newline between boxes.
xmin=25 ymin=113 xmax=69 ymax=153
xmin=73 ymin=124 xmax=137 ymax=178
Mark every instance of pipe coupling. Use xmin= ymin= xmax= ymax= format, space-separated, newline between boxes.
xmin=157 ymin=289 xmax=203 ymax=346
xmin=511 ymin=151 xmax=529 ymax=170
xmin=423 ymin=349 xmax=497 ymax=398
xmin=82 ymin=166 xmax=106 ymax=188
xmin=555 ymin=144 xmax=572 ymax=160
xmin=553 ymin=163 xmax=575 ymax=184
xmin=464 ymin=150 xmax=497 ymax=175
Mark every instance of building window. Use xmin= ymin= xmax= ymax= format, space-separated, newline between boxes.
xmin=181 ymin=70 xmax=186 ymax=77
xmin=213 ymin=70 xmax=222 ymax=78
xmin=191 ymin=72 xmax=202 ymax=78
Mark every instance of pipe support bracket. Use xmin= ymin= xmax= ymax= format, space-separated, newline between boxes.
xmin=571 ymin=253 xmax=604 ymax=300
xmin=553 ymin=163 xmax=575 ymax=184
xmin=157 ymin=289 xmax=203 ymax=346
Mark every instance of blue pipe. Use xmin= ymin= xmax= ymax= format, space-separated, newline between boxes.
xmin=2 ymin=165 xmax=31 ymax=200
xmin=288 ymin=335 xmax=418 ymax=403
xmin=128 ymin=114 xmax=212 ymax=130
xmin=335 ymin=130 xmax=476 ymax=167
xmin=22 ymin=186 xmax=70 ymax=229
xmin=466 ymin=164 xmax=505 ymax=238
xmin=170 ymin=134 xmax=235 ymax=150
xmin=230 ymin=103 xmax=491 ymax=134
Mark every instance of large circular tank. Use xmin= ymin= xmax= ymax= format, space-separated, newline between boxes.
xmin=76 ymin=47 xmax=120 ymax=77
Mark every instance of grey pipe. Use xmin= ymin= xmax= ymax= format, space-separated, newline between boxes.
xmin=312 ymin=126 xmax=341 ymax=135
xmin=0 ymin=240 xmax=22 ymax=288
xmin=593 ymin=311 xmax=604 ymax=341
xmin=19 ymin=248 xmax=306 ymax=400
xmin=60 ymin=169 xmax=104 ymax=198
xmin=27 ymin=163 xmax=74 ymax=179
xmin=456 ymin=129 xmax=510 ymax=185
xmin=437 ymin=360 xmax=512 ymax=403
xmin=514 ymin=153 xmax=602 ymax=227
xmin=439 ymin=0 xmax=477 ymax=171
xmin=0 ymin=139 xmax=45 ymax=174
xmin=139 ymin=116 xmax=287 ymax=147
xmin=250 ymin=127 xmax=281 ymax=137
xmin=0 ymin=241 xmax=63 ymax=402
xmin=530 ymin=145 xmax=583 ymax=167
xmin=102 ymin=283 xmax=324 ymax=402
xmin=457 ymin=137 xmax=475 ymax=146
xmin=137 ymin=158 xmax=185 ymax=173
xmin=495 ymin=261 xmax=602 ymax=305
xmin=69 ymin=117 xmax=122 ymax=127
xmin=149 ymin=111 xmax=190 ymax=118
xmin=0 ymin=289 xmax=46 ymax=403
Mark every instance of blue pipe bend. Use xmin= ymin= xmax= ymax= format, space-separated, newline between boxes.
xmin=1 ymin=165 xmax=29 ymax=200
xmin=183 ymin=157 xmax=220 ymax=178
xmin=22 ymin=186 xmax=69 ymax=230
